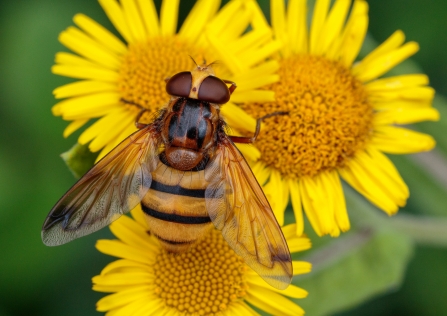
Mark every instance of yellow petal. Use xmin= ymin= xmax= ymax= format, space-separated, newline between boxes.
xmin=339 ymin=148 xmax=409 ymax=214
xmin=109 ymin=215 xmax=157 ymax=252
xmin=55 ymin=52 xmax=100 ymax=67
xmin=99 ymin=259 xmax=149 ymax=276
xmin=73 ymin=13 xmax=127 ymax=55
xmin=319 ymin=0 xmax=351 ymax=56
xmin=246 ymin=287 xmax=305 ymax=316
xmin=373 ymin=108 xmax=440 ymax=125
xmin=230 ymin=60 xmax=279 ymax=83
xmin=96 ymin=239 xmax=154 ymax=263
xmin=234 ymin=75 xmax=279 ymax=92
xmin=99 ymin=0 xmax=133 ymax=43
xmin=271 ymin=0 xmax=289 ymax=56
xmin=323 ymin=170 xmax=350 ymax=232
xmin=372 ymin=126 xmax=436 ymax=154
xmin=244 ymin=0 xmax=270 ymax=30
xmin=59 ymin=27 xmax=121 ymax=69
xmin=309 ymin=0 xmax=330 ymax=55
xmin=299 ymin=176 xmax=324 ymax=236
xmin=238 ymin=40 xmax=283 ymax=69
xmin=369 ymin=86 xmax=435 ymax=103
xmin=230 ymin=90 xmax=276 ymax=103
xmin=206 ymin=0 xmax=242 ymax=36
xmin=288 ymin=178 xmax=304 ymax=236
xmin=264 ymin=170 xmax=289 ymax=225
xmin=97 ymin=122 xmax=137 ymax=161
xmin=373 ymin=99 xmax=433 ymax=110
xmin=53 ymin=92 xmax=120 ymax=119
xmin=355 ymin=30 xmax=405 ymax=68
xmin=63 ymin=119 xmax=88 ymax=138
xmin=355 ymin=41 xmax=419 ymax=82
xmin=96 ymin=286 xmax=152 ymax=311
xmin=226 ymin=28 xmax=273 ymax=56
xmin=136 ymin=0 xmax=160 ymax=36
xmin=53 ymin=80 xmax=116 ymax=99
xmin=130 ymin=204 xmax=149 ymax=228
xmin=246 ymin=277 xmax=308 ymax=298
xmin=121 ymin=0 xmax=147 ymax=41
xmin=77 ymin=108 xmax=128 ymax=145
xmin=160 ymin=0 xmax=179 ymax=36
xmin=293 ymin=261 xmax=312 ymax=275
xmin=365 ymin=74 xmax=429 ymax=91
xmin=93 ymin=273 xmax=153 ymax=287
xmin=51 ymin=64 xmax=119 ymax=82
xmin=179 ymin=0 xmax=219 ymax=42
xmin=251 ymin=160 xmax=271 ymax=185
xmin=338 ymin=0 xmax=368 ymax=66
xmin=88 ymin=110 xmax=134 ymax=152
xmin=220 ymin=102 xmax=257 ymax=133
xmin=287 ymin=0 xmax=308 ymax=54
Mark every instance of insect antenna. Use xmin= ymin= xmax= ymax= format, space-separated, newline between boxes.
xmin=189 ymin=55 xmax=198 ymax=67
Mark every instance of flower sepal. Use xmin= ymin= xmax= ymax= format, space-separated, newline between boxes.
xmin=60 ymin=142 xmax=98 ymax=179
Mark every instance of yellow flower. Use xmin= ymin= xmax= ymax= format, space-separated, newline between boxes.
xmin=93 ymin=207 xmax=311 ymax=316
xmin=236 ymin=0 xmax=439 ymax=237
xmin=52 ymin=0 xmax=281 ymax=160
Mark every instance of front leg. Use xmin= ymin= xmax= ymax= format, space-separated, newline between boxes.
xmin=229 ymin=111 xmax=288 ymax=144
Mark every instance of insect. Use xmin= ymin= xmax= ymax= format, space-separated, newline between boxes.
xmin=42 ymin=62 xmax=292 ymax=290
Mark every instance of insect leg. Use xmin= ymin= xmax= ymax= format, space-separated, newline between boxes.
xmin=229 ymin=111 xmax=288 ymax=144
xmin=222 ymin=79 xmax=237 ymax=94
xmin=120 ymin=98 xmax=149 ymax=129
xmin=135 ymin=109 xmax=150 ymax=129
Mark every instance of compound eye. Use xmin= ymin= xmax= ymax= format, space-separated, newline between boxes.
xmin=166 ymin=72 xmax=192 ymax=97
xmin=198 ymin=76 xmax=230 ymax=104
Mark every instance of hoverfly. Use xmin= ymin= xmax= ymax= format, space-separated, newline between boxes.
xmin=42 ymin=62 xmax=292 ymax=290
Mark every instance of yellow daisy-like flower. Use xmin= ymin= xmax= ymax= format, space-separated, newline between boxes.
xmin=93 ymin=207 xmax=311 ymax=316
xmin=236 ymin=0 xmax=439 ymax=237
xmin=52 ymin=0 xmax=281 ymax=160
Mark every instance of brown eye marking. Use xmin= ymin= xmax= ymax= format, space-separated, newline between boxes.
xmin=198 ymin=76 xmax=230 ymax=104
xmin=166 ymin=71 xmax=192 ymax=97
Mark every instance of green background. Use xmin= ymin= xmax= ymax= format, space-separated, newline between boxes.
xmin=1 ymin=1 xmax=446 ymax=315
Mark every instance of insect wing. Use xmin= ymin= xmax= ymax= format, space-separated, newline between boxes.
xmin=42 ymin=124 xmax=160 ymax=246
xmin=204 ymin=137 xmax=292 ymax=290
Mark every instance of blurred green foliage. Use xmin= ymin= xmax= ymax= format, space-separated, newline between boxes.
xmin=0 ymin=1 xmax=446 ymax=315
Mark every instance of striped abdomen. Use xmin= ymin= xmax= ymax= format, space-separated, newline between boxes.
xmin=141 ymin=160 xmax=213 ymax=252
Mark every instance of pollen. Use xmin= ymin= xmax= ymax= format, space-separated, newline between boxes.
xmin=241 ymin=55 xmax=374 ymax=178
xmin=118 ymin=37 xmax=214 ymax=123
xmin=152 ymin=229 xmax=247 ymax=315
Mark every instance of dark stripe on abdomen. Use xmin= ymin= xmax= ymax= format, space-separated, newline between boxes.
xmin=150 ymin=179 xmax=205 ymax=198
xmin=153 ymin=233 xmax=196 ymax=245
xmin=141 ymin=204 xmax=211 ymax=224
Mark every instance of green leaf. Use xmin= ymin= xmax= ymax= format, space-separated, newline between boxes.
xmin=61 ymin=143 xmax=99 ymax=179
xmin=291 ymin=189 xmax=414 ymax=316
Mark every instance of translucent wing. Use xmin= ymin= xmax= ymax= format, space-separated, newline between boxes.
xmin=42 ymin=124 xmax=160 ymax=246
xmin=204 ymin=136 xmax=292 ymax=289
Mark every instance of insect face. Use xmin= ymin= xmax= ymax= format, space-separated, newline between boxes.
xmin=166 ymin=64 xmax=231 ymax=104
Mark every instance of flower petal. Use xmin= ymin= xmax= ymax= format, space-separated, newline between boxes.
xmin=372 ymin=126 xmax=436 ymax=154
xmin=53 ymin=80 xmax=117 ymax=99
xmin=246 ymin=286 xmax=305 ymax=316
xmin=287 ymin=0 xmax=308 ymax=54
xmin=310 ymin=0 xmax=330 ymax=55
xmin=73 ymin=13 xmax=127 ymax=55
xmin=160 ymin=0 xmax=179 ymax=36
xmin=288 ymin=178 xmax=304 ymax=235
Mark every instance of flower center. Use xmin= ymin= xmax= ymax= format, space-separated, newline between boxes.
xmin=241 ymin=55 xmax=373 ymax=178
xmin=153 ymin=229 xmax=248 ymax=315
xmin=118 ymin=37 xmax=215 ymax=123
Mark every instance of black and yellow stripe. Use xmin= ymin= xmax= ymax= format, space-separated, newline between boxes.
xmin=141 ymin=160 xmax=213 ymax=252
